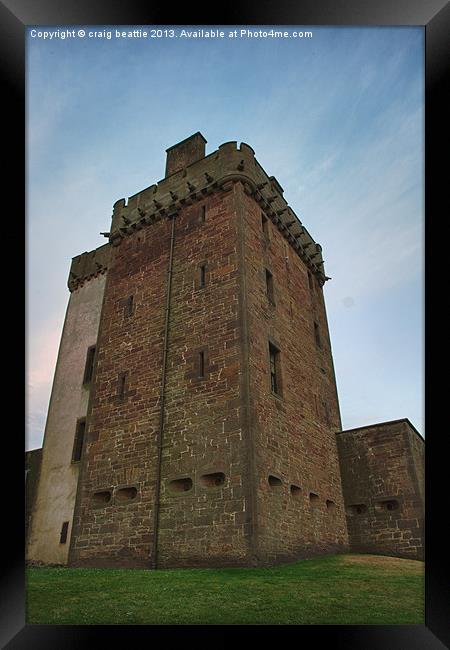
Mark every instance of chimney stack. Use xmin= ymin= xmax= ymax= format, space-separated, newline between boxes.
xmin=165 ymin=132 xmax=207 ymax=178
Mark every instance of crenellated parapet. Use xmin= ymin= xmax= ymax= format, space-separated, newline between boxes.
xmin=68 ymin=243 xmax=111 ymax=292
xmin=109 ymin=138 xmax=328 ymax=284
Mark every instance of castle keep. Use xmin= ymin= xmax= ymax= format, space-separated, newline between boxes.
xmin=26 ymin=133 xmax=424 ymax=568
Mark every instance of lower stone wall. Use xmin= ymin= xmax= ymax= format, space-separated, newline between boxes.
xmin=336 ymin=419 xmax=424 ymax=560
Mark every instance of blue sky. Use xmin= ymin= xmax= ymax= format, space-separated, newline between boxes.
xmin=26 ymin=26 xmax=424 ymax=450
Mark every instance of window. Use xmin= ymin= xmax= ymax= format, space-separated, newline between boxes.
xmin=265 ymin=269 xmax=274 ymax=304
xmin=314 ymin=321 xmax=322 ymax=348
xmin=199 ymin=264 xmax=206 ymax=289
xmin=290 ymin=484 xmax=302 ymax=499
xmin=261 ymin=213 xmax=269 ymax=237
xmin=200 ymin=205 xmax=206 ymax=223
xmin=118 ymin=372 xmax=127 ymax=399
xmin=124 ymin=295 xmax=134 ymax=317
xmin=198 ymin=351 xmax=205 ymax=378
xmin=309 ymin=492 xmax=320 ymax=507
xmin=71 ymin=418 xmax=86 ymax=463
xmin=269 ymin=342 xmax=281 ymax=395
xmin=308 ymin=271 xmax=314 ymax=291
xmin=59 ymin=521 xmax=69 ymax=544
xmin=83 ymin=346 xmax=96 ymax=384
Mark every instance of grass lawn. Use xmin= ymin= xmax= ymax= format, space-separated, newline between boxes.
xmin=26 ymin=553 xmax=424 ymax=625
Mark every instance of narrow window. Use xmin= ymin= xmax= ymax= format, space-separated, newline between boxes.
xmin=200 ymin=205 xmax=206 ymax=223
xmin=199 ymin=264 xmax=206 ymax=289
xmin=261 ymin=213 xmax=269 ymax=236
xmin=269 ymin=342 xmax=281 ymax=395
xmin=322 ymin=400 xmax=331 ymax=426
xmin=83 ymin=346 xmax=96 ymax=384
xmin=309 ymin=492 xmax=320 ymax=507
xmin=326 ymin=499 xmax=336 ymax=511
xmin=314 ymin=394 xmax=320 ymax=416
xmin=118 ymin=372 xmax=127 ymax=399
xmin=198 ymin=351 xmax=205 ymax=378
xmin=59 ymin=521 xmax=69 ymax=544
xmin=71 ymin=418 xmax=86 ymax=463
xmin=265 ymin=269 xmax=274 ymax=304
xmin=314 ymin=321 xmax=322 ymax=348
xmin=308 ymin=271 xmax=314 ymax=291
xmin=290 ymin=485 xmax=302 ymax=499
xmin=124 ymin=295 xmax=134 ymax=317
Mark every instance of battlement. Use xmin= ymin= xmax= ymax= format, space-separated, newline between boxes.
xmin=110 ymin=135 xmax=327 ymax=283
xmin=68 ymin=242 xmax=110 ymax=291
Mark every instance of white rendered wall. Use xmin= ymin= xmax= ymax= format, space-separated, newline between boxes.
xmin=27 ymin=273 xmax=106 ymax=564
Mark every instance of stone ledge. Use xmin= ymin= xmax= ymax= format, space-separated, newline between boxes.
xmin=68 ymin=242 xmax=111 ymax=292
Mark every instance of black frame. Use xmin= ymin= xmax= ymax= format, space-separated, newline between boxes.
xmin=15 ymin=1 xmax=449 ymax=648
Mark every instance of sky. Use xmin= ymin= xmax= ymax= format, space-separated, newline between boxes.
xmin=26 ymin=26 xmax=424 ymax=451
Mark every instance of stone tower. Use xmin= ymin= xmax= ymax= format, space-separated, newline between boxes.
xmin=29 ymin=133 xmax=350 ymax=568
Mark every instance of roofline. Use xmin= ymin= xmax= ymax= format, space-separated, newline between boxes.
xmin=336 ymin=418 xmax=424 ymax=442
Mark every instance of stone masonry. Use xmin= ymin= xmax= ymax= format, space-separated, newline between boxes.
xmin=27 ymin=133 xmax=424 ymax=568
xmin=336 ymin=419 xmax=424 ymax=560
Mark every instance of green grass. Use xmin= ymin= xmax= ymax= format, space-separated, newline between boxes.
xmin=26 ymin=554 xmax=424 ymax=625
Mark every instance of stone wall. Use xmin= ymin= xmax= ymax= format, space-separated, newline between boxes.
xmin=157 ymin=189 xmax=250 ymax=567
xmin=240 ymin=183 xmax=349 ymax=564
xmin=336 ymin=419 xmax=424 ymax=560
xmin=69 ymin=188 xmax=253 ymax=568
